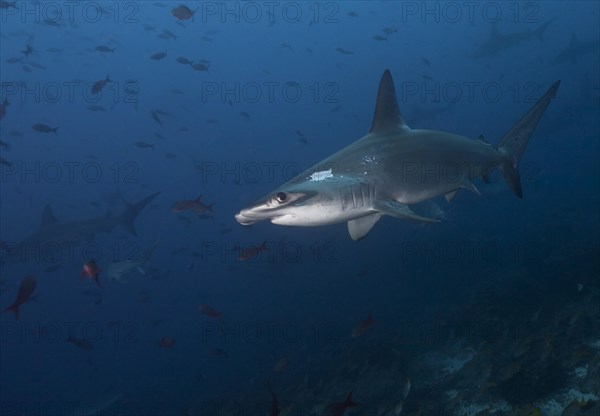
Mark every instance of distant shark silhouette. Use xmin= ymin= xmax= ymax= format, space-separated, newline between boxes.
xmin=108 ymin=240 xmax=158 ymax=282
xmin=1 ymin=192 xmax=159 ymax=262
xmin=552 ymin=33 xmax=600 ymax=65
xmin=472 ymin=20 xmax=554 ymax=58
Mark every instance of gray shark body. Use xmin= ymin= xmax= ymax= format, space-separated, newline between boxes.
xmin=472 ymin=20 xmax=553 ymax=58
xmin=235 ymin=70 xmax=560 ymax=240
xmin=108 ymin=240 xmax=158 ymax=282
xmin=552 ymin=33 xmax=600 ymax=65
xmin=2 ymin=192 xmax=159 ymax=261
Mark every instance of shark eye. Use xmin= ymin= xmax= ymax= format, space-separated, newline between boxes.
xmin=276 ymin=192 xmax=287 ymax=203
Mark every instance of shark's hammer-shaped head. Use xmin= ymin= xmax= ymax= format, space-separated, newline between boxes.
xmin=234 ymin=187 xmax=314 ymax=226
xmin=236 ymin=69 xmax=404 ymax=230
xmin=235 ymin=168 xmax=362 ymax=227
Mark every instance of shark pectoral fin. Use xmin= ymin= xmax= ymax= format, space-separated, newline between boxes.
xmin=347 ymin=213 xmax=383 ymax=241
xmin=445 ymin=190 xmax=459 ymax=203
xmin=411 ymin=200 xmax=446 ymax=220
xmin=374 ymin=200 xmax=441 ymax=223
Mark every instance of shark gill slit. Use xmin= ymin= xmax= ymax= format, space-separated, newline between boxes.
xmin=360 ymin=184 xmax=367 ymax=207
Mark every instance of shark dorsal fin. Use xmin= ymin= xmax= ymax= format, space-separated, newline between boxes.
xmin=369 ymin=70 xmax=410 ymax=134
xmin=41 ymin=204 xmax=59 ymax=228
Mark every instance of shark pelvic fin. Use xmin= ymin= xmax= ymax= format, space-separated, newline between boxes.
xmin=461 ymin=180 xmax=481 ymax=196
xmin=369 ymin=70 xmax=410 ymax=134
xmin=445 ymin=190 xmax=459 ymax=203
xmin=476 ymin=134 xmax=490 ymax=145
xmin=347 ymin=213 xmax=383 ymax=241
xmin=374 ymin=200 xmax=441 ymax=223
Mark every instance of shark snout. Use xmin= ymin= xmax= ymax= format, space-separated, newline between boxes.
xmin=234 ymin=210 xmax=256 ymax=225
xmin=235 ymin=209 xmax=265 ymax=225
xmin=235 ymin=190 xmax=313 ymax=225
xmin=235 ymin=206 xmax=285 ymax=225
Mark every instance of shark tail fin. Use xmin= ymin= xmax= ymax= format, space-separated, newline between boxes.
xmin=119 ymin=192 xmax=160 ymax=236
xmin=498 ymin=80 xmax=560 ymax=198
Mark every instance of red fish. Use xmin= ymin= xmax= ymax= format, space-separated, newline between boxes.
xmin=159 ymin=337 xmax=175 ymax=348
xmin=351 ymin=313 xmax=375 ymax=338
xmin=2 ymin=275 xmax=36 ymax=320
xmin=322 ymin=391 xmax=358 ymax=416
xmin=171 ymin=195 xmax=214 ymax=214
xmin=199 ymin=304 xmax=222 ymax=319
xmin=238 ymin=241 xmax=268 ymax=261
xmin=81 ymin=259 xmax=102 ymax=288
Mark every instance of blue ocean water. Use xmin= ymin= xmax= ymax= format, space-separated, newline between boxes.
xmin=0 ymin=1 xmax=598 ymax=415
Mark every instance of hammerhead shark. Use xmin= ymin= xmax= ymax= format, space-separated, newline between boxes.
xmin=235 ymin=70 xmax=559 ymax=240
xmin=1 ymin=192 xmax=159 ymax=261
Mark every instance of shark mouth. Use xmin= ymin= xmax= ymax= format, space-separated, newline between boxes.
xmin=235 ymin=209 xmax=288 ymax=225
xmin=234 ymin=211 xmax=259 ymax=225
